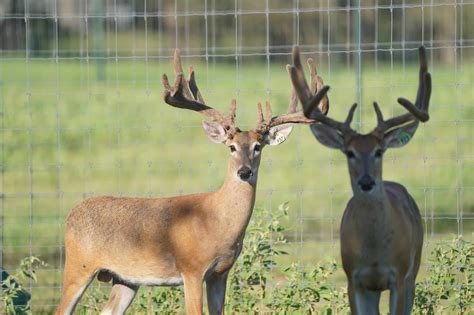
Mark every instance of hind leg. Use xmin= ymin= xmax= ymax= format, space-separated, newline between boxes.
xmin=100 ymin=279 xmax=138 ymax=315
xmin=55 ymin=263 xmax=95 ymax=315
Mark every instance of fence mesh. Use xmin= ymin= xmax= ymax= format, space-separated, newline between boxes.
xmin=1 ymin=0 xmax=473 ymax=312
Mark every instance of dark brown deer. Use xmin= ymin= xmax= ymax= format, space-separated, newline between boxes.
xmin=289 ymin=46 xmax=431 ymax=315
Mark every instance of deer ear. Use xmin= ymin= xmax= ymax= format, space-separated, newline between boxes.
xmin=202 ymin=120 xmax=228 ymax=143
xmin=383 ymin=121 xmax=419 ymax=148
xmin=310 ymin=123 xmax=344 ymax=149
xmin=264 ymin=124 xmax=293 ymax=146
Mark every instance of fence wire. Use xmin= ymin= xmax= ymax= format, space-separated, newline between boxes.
xmin=1 ymin=0 xmax=473 ymax=312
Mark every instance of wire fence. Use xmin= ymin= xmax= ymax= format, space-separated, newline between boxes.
xmin=1 ymin=0 xmax=473 ymax=312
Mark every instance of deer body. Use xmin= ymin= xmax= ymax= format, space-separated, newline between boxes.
xmin=57 ymin=134 xmax=260 ymax=315
xmin=59 ymin=157 xmax=256 ymax=314
xmin=56 ymin=49 xmax=327 ymax=315
xmin=66 ymin=165 xmax=256 ymax=286
xmin=341 ymin=180 xmax=423 ymax=314
xmin=289 ymin=46 xmax=430 ymax=314
xmin=342 ymin=181 xmax=423 ymax=290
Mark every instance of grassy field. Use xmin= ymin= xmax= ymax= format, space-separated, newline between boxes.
xmin=1 ymin=55 xmax=473 ymax=312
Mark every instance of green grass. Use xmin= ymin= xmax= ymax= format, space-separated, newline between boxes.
xmin=1 ymin=57 xmax=473 ymax=312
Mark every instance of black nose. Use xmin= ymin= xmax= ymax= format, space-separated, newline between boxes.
xmin=237 ymin=167 xmax=252 ymax=180
xmin=358 ymin=175 xmax=375 ymax=191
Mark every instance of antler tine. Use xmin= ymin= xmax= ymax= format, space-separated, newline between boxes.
xmin=344 ymin=103 xmax=358 ymax=127
xmin=254 ymin=54 xmax=332 ymax=134
xmin=173 ymin=48 xmax=184 ymax=73
xmin=300 ymin=84 xmax=330 ymax=119
xmin=396 ymin=74 xmax=431 ymax=122
xmin=265 ymin=101 xmax=273 ymax=123
xmin=401 ymin=47 xmax=431 ymax=119
xmin=286 ymin=64 xmax=298 ymax=114
xmin=413 ymin=46 xmax=429 ymax=111
xmin=162 ymin=73 xmax=172 ymax=91
xmin=290 ymin=47 xmax=330 ymax=117
xmin=307 ymin=58 xmax=318 ymax=94
xmin=373 ymin=101 xmax=413 ymax=135
xmin=320 ymin=102 xmax=358 ymax=135
xmin=396 ymin=47 xmax=431 ymax=123
xmin=254 ymin=95 xmax=331 ymax=134
xmin=374 ymin=46 xmax=431 ymax=135
xmin=253 ymin=47 xmax=335 ymax=134
xmin=288 ymin=89 xmax=298 ymax=114
xmin=229 ymin=99 xmax=237 ymax=125
xmin=289 ymin=46 xmax=354 ymax=137
xmin=373 ymin=102 xmax=384 ymax=125
xmin=163 ymin=49 xmax=238 ymax=131
xmin=256 ymin=102 xmax=264 ymax=126
xmin=307 ymin=57 xmax=330 ymax=114
xmin=255 ymin=103 xmax=317 ymax=134
xmin=173 ymin=49 xmax=193 ymax=100
xmin=188 ymin=66 xmax=205 ymax=104
xmin=291 ymin=46 xmax=315 ymax=110
xmin=314 ymin=71 xmax=329 ymax=115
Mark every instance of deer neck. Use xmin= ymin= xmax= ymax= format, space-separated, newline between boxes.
xmin=347 ymin=180 xmax=407 ymax=260
xmin=210 ymin=160 xmax=258 ymax=237
xmin=347 ymin=182 xmax=400 ymax=258
xmin=350 ymin=181 xmax=391 ymax=225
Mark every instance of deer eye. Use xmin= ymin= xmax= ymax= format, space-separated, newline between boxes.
xmin=254 ymin=144 xmax=261 ymax=152
xmin=229 ymin=145 xmax=236 ymax=152
xmin=374 ymin=149 xmax=384 ymax=158
xmin=346 ymin=150 xmax=355 ymax=159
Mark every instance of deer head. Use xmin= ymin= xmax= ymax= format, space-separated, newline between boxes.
xmin=162 ymin=49 xmax=328 ymax=183
xmin=289 ymin=46 xmax=431 ymax=194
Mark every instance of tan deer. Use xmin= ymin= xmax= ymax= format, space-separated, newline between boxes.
xmin=289 ymin=46 xmax=431 ymax=315
xmin=55 ymin=49 xmax=329 ymax=315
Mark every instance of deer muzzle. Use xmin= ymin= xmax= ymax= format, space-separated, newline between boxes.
xmin=237 ymin=167 xmax=253 ymax=180
xmin=358 ymin=174 xmax=375 ymax=192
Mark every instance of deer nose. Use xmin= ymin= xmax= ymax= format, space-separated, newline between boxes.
xmin=237 ymin=167 xmax=253 ymax=180
xmin=358 ymin=175 xmax=375 ymax=191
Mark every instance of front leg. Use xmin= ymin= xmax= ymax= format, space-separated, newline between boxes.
xmin=390 ymin=280 xmax=406 ymax=315
xmin=206 ymin=271 xmax=229 ymax=315
xmin=354 ymin=286 xmax=381 ymax=315
xmin=347 ymin=281 xmax=357 ymax=315
xmin=403 ymin=274 xmax=416 ymax=315
xmin=183 ymin=273 xmax=204 ymax=315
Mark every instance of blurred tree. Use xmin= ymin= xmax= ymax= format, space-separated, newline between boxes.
xmin=0 ymin=0 xmax=470 ymax=63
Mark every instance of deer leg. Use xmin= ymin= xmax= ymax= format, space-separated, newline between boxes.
xmin=404 ymin=249 xmax=422 ymax=315
xmin=206 ymin=271 xmax=229 ymax=315
xmin=347 ymin=281 xmax=357 ymax=314
xmin=366 ymin=290 xmax=381 ymax=314
xmin=354 ymin=287 xmax=381 ymax=315
xmin=183 ymin=274 xmax=204 ymax=315
xmin=389 ymin=281 xmax=406 ymax=315
xmin=100 ymin=279 xmax=138 ymax=315
xmin=55 ymin=264 xmax=95 ymax=315
xmin=389 ymin=286 xmax=398 ymax=314
xmin=403 ymin=275 xmax=416 ymax=315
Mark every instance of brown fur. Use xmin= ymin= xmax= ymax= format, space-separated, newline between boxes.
xmin=340 ymin=134 xmax=423 ymax=315
xmin=56 ymin=130 xmax=268 ymax=315
xmin=288 ymin=44 xmax=428 ymax=315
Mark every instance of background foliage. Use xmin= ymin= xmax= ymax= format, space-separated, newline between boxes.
xmin=2 ymin=204 xmax=471 ymax=314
